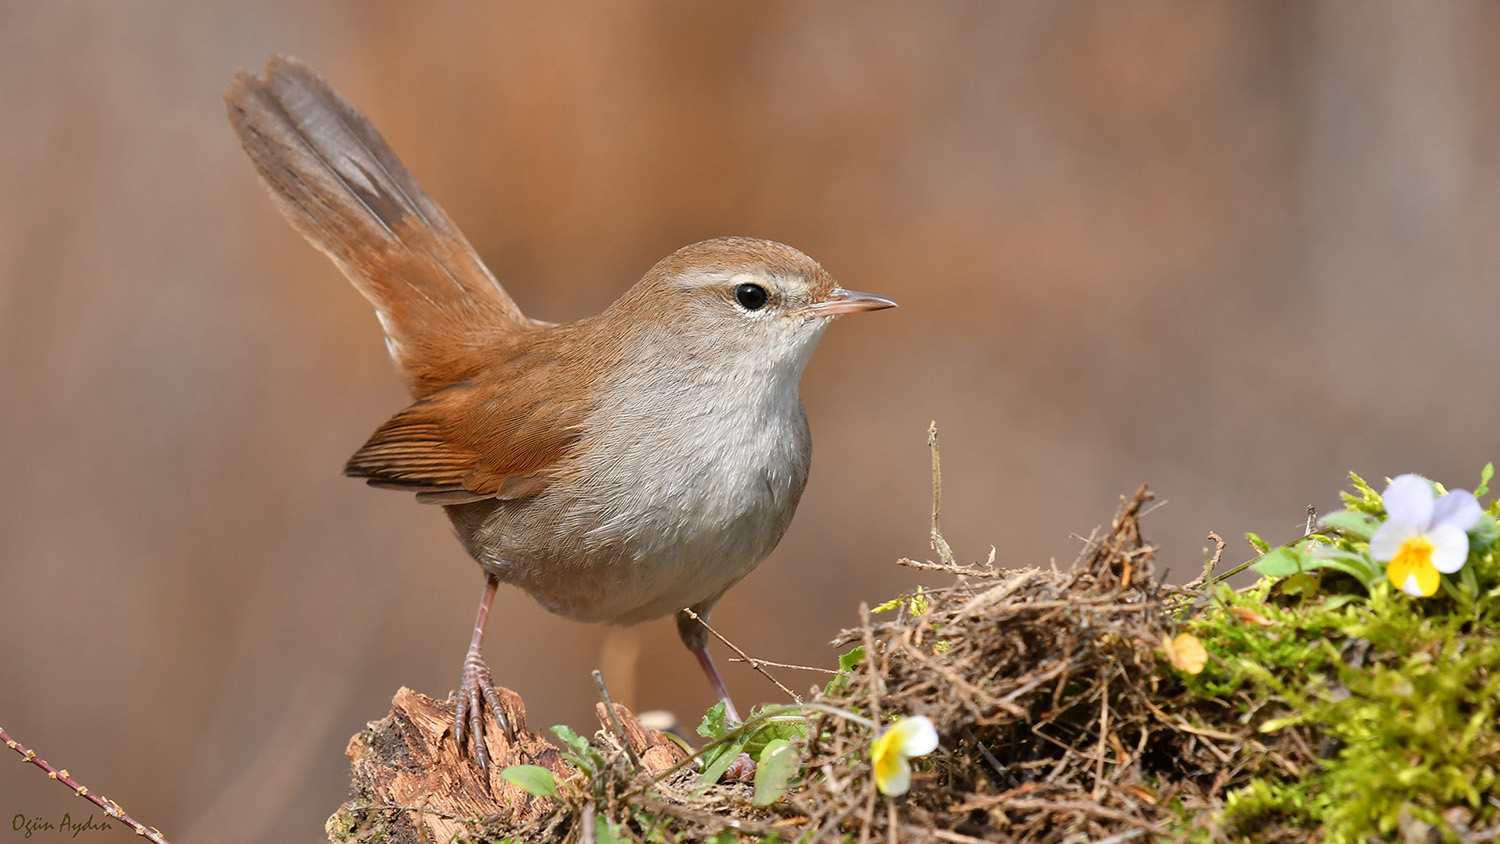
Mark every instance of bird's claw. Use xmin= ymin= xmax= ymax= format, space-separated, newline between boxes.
xmin=724 ymin=752 xmax=756 ymax=783
xmin=452 ymin=647 xmax=513 ymax=771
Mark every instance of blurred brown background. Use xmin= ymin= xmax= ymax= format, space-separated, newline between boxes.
xmin=4 ymin=1 xmax=1498 ymax=840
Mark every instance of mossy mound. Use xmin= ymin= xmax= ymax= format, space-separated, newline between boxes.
xmin=331 ymin=457 xmax=1500 ymax=843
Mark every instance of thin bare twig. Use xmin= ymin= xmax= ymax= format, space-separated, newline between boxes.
xmin=2 ymin=726 xmax=171 ymax=844
xmin=592 ymin=670 xmax=643 ymax=772
xmin=628 ymin=798 xmax=787 ymax=837
xmin=956 ymin=796 xmax=1168 ymax=835
xmin=897 ymin=557 xmax=1003 ymax=577
xmin=580 ymin=803 xmax=596 ymax=844
xmin=928 ymin=421 xmax=957 ymax=566
xmin=1187 ymin=532 xmax=1227 ymax=590
xmin=726 ymin=657 xmax=839 ymax=675
xmin=1092 ymin=683 xmax=1109 ymax=799
xmin=931 ymin=829 xmax=1002 ymax=844
xmin=681 ymin=608 xmax=800 ymax=704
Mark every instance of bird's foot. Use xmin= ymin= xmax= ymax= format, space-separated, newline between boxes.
xmin=724 ymin=752 xmax=756 ymax=782
xmin=453 ymin=645 xmax=513 ymax=772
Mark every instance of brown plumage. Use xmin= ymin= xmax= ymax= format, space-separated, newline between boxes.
xmin=225 ymin=55 xmax=536 ymax=397
xmin=227 ymin=56 xmax=582 ymax=504
xmin=224 ymin=56 xmax=895 ymax=773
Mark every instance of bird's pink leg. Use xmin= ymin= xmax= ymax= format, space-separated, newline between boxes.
xmin=454 ymin=572 xmax=513 ymax=770
xmin=676 ymin=608 xmax=741 ymax=723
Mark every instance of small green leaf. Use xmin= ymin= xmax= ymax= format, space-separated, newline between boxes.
xmin=1279 ymin=572 xmax=1321 ymax=597
xmin=595 ymin=820 xmax=629 ymax=844
xmin=909 ymin=586 xmax=930 ymax=616
xmin=697 ymin=734 xmax=749 ymax=791
xmin=1477 ymin=462 xmax=1493 ymax=497
xmin=1246 ymin=532 xmax=1271 ymax=555
xmin=1320 ymin=593 xmax=1362 ymax=611
xmin=661 ymin=730 xmax=694 ymax=756
xmin=1306 ymin=550 xmax=1381 ymax=586
xmin=1252 ymin=544 xmax=1313 ymax=578
xmin=500 ymin=765 xmax=560 ymax=799
xmin=1471 ymin=515 xmax=1500 ymax=549
xmin=697 ymin=702 xmax=728 ymax=740
xmin=871 ymin=596 xmax=902 ymax=613
xmin=752 ymin=739 xmax=800 ymax=805
xmin=1460 ymin=562 xmax=1480 ymax=598
xmin=550 ymin=724 xmax=603 ymax=775
xmin=742 ymin=712 xmax=809 ymax=759
xmin=1260 ymin=715 xmax=1304 ymax=733
xmin=1318 ymin=510 xmax=1380 ymax=542
xmin=706 ymin=830 xmax=739 ymax=844
xmin=550 ymin=724 xmax=589 ymax=757
xmin=838 ymin=646 xmax=866 ymax=672
xmin=825 ymin=645 xmax=866 ymax=695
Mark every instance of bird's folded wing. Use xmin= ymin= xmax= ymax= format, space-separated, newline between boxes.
xmin=345 ymin=375 xmax=585 ymax=504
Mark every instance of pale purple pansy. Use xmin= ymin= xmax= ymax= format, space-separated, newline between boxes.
xmin=1369 ymin=474 xmax=1479 ymax=597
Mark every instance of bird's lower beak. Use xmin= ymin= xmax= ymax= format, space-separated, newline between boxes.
xmin=796 ymin=287 xmax=898 ymax=318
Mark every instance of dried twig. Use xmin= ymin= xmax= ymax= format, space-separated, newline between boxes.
xmin=725 ymin=657 xmax=839 ymax=675
xmin=1187 ymin=531 xmax=1227 ymax=590
xmin=2 ymin=726 xmax=171 ymax=844
xmin=897 ymin=557 xmax=1003 ymax=577
xmin=593 ymin=670 xmax=643 ymax=772
xmin=681 ymin=608 xmax=800 ymax=704
xmin=927 ymin=421 xmax=956 ymax=567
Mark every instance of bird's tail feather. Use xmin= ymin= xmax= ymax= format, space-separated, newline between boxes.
xmin=225 ymin=55 xmax=532 ymax=397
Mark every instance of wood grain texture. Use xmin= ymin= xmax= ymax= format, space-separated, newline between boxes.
xmin=329 ymin=687 xmax=561 ymax=842
xmin=325 ymin=688 xmax=690 ymax=843
xmin=595 ymin=702 xmax=692 ymax=774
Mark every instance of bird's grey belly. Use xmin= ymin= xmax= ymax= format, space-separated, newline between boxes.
xmin=444 ymin=412 xmax=810 ymax=625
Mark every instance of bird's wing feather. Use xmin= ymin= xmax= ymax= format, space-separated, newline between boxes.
xmin=343 ymin=346 xmax=590 ymax=503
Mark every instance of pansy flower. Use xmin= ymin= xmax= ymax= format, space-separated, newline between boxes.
xmin=1370 ymin=474 xmax=1480 ymax=597
xmin=871 ymin=716 xmax=939 ymax=796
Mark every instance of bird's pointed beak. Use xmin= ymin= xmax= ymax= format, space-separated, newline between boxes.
xmin=796 ymin=287 xmax=898 ymax=318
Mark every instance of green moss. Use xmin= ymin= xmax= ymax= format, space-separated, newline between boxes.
xmin=1187 ymin=470 xmax=1500 ymax=842
xmin=324 ymin=809 xmax=357 ymax=843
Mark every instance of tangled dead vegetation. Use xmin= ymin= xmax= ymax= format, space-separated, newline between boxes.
xmin=790 ymin=484 xmax=1225 ymax=843
xmin=328 ymin=478 xmax=1273 ymax=843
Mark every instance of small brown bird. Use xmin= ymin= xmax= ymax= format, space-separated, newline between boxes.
xmin=224 ymin=56 xmax=895 ymax=769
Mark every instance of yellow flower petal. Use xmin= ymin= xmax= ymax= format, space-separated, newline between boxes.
xmin=871 ymin=716 xmax=938 ymax=796
xmin=1387 ymin=536 xmax=1441 ymax=597
xmin=1161 ymin=633 xmax=1207 ymax=674
xmin=871 ymin=728 xmax=911 ymax=795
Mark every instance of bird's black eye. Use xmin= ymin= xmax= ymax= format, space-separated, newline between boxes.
xmin=735 ymin=283 xmax=769 ymax=311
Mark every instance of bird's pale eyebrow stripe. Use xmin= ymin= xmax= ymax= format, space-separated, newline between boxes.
xmin=681 ymin=270 xmax=765 ymax=293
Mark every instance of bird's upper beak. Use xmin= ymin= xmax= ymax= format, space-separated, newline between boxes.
xmin=796 ymin=287 xmax=898 ymax=318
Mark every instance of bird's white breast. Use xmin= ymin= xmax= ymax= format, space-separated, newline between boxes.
xmin=471 ymin=323 xmax=823 ymax=625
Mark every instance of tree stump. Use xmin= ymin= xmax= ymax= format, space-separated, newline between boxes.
xmin=325 ymin=687 xmax=689 ymax=843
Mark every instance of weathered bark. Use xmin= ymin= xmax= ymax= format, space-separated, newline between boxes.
xmin=325 ymin=687 xmax=688 ymax=843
